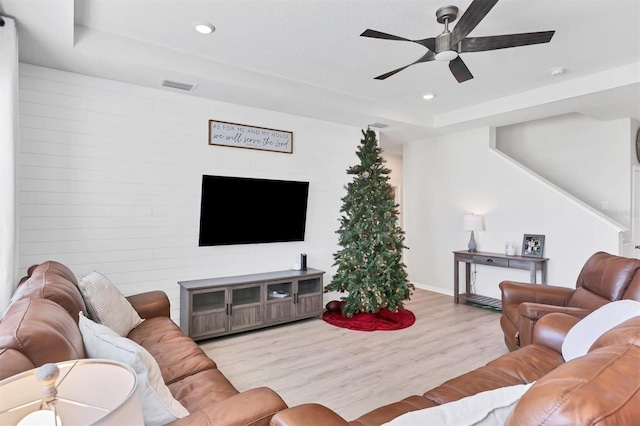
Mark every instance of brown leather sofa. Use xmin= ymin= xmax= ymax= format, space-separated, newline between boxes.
xmin=270 ymin=312 xmax=640 ymax=426
xmin=0 ymin=261 xmax=287 ymax=426
xmin=500 ymin=251 xmax=640 ymax=351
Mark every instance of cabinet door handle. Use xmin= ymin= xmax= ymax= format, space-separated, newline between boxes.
xmin=229 ymin=303 xmax=233 ymax=315
xmin=486 ymin=259 xmax=493 ymax=263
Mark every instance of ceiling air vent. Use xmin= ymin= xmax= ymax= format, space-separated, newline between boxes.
xmin=160 ymin=79 xmax=197 ymax=92
xmin=368 ymin=122 xmax=389 ymax=129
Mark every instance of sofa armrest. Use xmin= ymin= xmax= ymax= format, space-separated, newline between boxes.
xmin=531 ymin=312 xmax=582 ymax=353
xmin=500 ymin=281 xmax=574 ymax=307
xmin=270 ymin=404 xmax=349 ymax=426
xmin=126 ymin=291 xmax=170 ymax=319
xmin=169 ymin=387 xmax=288 ymax=426
xmin=518 ymin=303 xmax=590 ymax=321
xmin=518 ymin=304 xmax=590 ymax=347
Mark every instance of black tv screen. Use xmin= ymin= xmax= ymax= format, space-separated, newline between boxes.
xmin=199 ymin=175 xmax=309 ymax=246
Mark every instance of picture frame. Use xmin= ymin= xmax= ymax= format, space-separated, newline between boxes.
xmin=521 ymin=234 xmax=545 ymax=257
xmin=208 ymin=120 xmax=293 ymax=154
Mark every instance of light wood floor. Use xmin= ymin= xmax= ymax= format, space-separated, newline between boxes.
xmin=199 ymin=289 xmax=507 ymax=421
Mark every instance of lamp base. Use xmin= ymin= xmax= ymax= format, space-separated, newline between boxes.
xmin=467 ymin=230 xmax=477 ymax=252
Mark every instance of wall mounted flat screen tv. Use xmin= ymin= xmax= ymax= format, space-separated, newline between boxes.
xmin=199 ymin=175 xmax=309 ymax=246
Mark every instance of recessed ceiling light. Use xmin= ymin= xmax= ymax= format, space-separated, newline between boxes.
xmin=193 ymin=21 xmax=215 ymax=34
xmin=423 ymin=93 xmax=435 ymax=100
xmin=550 ymin=67 xmax=565 ymax=76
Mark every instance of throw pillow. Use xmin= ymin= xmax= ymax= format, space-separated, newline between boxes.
xmin=78 ymin=271 xmax=143 ymax=336
xmin=79 ymin=313 xmax=189 ymax=425
xmin=562 ymin=299 xmax=640 ymax=362
xmin=382 ymin=383 xmax=533 ymax=426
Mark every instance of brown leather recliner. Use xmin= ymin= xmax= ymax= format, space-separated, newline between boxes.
xmin=499 ymin=251 xmax=640 ymax=351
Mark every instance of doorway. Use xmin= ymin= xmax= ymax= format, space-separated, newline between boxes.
xmin=631 ymin=166 xmax=640 ymax=259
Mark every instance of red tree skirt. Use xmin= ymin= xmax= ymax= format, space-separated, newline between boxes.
xmin=322 ymin=307 xmax=415 ymax=331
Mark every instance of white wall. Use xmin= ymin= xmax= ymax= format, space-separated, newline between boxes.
xmin=496 ymin=114 xmax=632 ymax=229
xmin=0 ymin=17 xmax=19 ymax=311
xmin=381 ymin=152 xmax=403 ymax=227
xmin=404 ymin=126 xmax=624 ymax=300
xmin=18 ymin=64 xmax=361 ymax=322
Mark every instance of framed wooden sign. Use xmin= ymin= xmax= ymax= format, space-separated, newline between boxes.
xmin=208 ymin=120 xmax=293 ymax=154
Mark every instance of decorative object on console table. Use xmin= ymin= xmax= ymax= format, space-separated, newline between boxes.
xmin=0 ymin=360 xmax=143 ymax=425
xmin=505 ymin=241 xmax=517 ymax=256
xmin=453 ymin=250 xmax=549 ymax=310
xmin=208 ymin=119 xmax=293 ymax=154
xmin=522 ymin=234 xmax=545 ymax=257
xmin=463 ymin=213 xmax=484 ymax=252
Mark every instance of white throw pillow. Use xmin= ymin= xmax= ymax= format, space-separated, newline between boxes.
xmin=562 ymin=299 xmax=640 ymax=361
xmin=382 ymin=383 xmax=533 ymax=426
xmin=79 ymin=313 xmax=189 ymax=425
xmin=78 ymin=271 xmax=143 ymax=336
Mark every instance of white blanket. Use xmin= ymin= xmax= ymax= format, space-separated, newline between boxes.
xmin=383 ymin=383 xmax=533 ymax=426
xmin=562 ymin=299 xmax=640 ymax=361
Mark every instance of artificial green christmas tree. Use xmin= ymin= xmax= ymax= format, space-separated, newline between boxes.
xmin=325 ymin=129 xmax=414 ymax=317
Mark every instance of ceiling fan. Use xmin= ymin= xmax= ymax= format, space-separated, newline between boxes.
xmin=361 ymin=0 xmax=555 ymax=83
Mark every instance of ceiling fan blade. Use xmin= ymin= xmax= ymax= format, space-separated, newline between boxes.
xmin=361 ymin=29 xmax=412 ymax=42
xmin=413 ymin=37 xmax=436 ymax=51
xmin=374 ymin=51 xmax=436 ymax=80
xmin=449 ymin=56 xmax=473 ymax=83
xmin=362 ymin=29 xmax=436 ymax=51
xmin=460 ymin=31 xmax=555 ymax=52
xmin=450 ymin=0 xmax=499 ymax=47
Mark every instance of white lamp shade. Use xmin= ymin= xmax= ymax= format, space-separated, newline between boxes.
xmin=463 ymin=214 xmax=484 ymax=231
xmin=0 ymin=360 xmax=143 ymax=426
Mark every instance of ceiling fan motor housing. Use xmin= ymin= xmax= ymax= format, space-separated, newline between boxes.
xmin=435 ymin=5 xmax=458 ymax=53
xmin=435 ymin=31 xmax=452 ymax=53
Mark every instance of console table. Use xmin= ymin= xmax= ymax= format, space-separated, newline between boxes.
xmin=179 ymin=268 xmax=324 ymax=341
xmin=453 ymin=250 xmax=548 ymax=310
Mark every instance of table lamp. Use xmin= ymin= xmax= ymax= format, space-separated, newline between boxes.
xmin=463 ymin=213 xmax=484 ymax=252
xmin=0 ymin=359 xmax=143 ymax=425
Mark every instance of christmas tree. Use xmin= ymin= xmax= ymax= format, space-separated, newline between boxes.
xmin=325 ymin=129 xmax=414 ymax=317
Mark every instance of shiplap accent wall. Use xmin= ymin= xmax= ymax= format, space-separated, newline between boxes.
xmin=18 ymin=64 xmax=361 ymax=322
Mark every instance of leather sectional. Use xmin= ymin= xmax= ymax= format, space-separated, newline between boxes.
xmin=271 ymin=311 xmax=640 ymax=425
xmin=0 ymin=261 xmax=287 ymax=425
xmin=1 ymin=258 xmax=639 ymax=425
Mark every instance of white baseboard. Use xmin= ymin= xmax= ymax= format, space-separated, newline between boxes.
xmin=412 ymin=282 xmax=453 ymax=297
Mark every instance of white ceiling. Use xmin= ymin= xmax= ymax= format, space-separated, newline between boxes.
xmin=1 ymin=0 xmax=639 ymax=153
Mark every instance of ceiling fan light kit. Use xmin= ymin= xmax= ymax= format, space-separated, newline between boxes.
xmin=361 ymin=0 xmax=555 ymax=83
xmin=435 ymin=50 xmax=458 ymax=61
